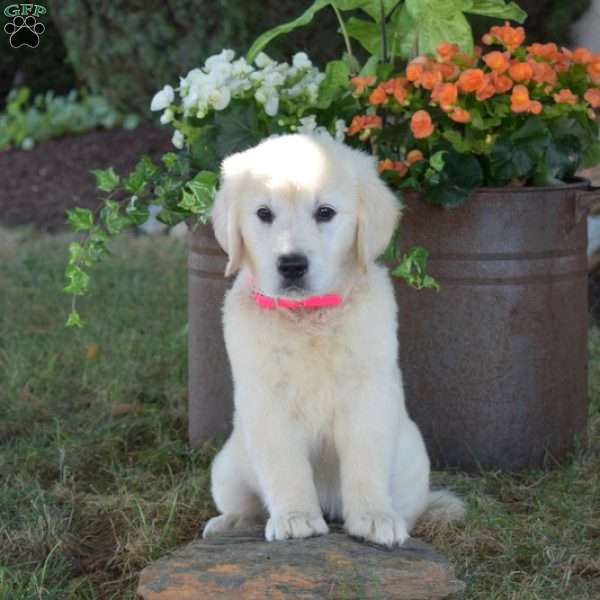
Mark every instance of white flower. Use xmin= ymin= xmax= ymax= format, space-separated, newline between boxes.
xmin=160 ymin=108 xmax=174 ymax=124
xmin=334 ymin=119 xmax=348 ymax=141
xmin=208 ymin=87 xmax=231 ymax=111
xmin=292 ymin=52 xmax=312 ymax=69
xmin=297 ymin=115 xmax=318 ymax=134
xmin=172 ymin=130 xmax=185 ymax=149
xmin=150 ymin=84 xmax=175 ymax=111
xmin=205 ymin=49 xmax=235 ymax=70
xmin=265 ymin=94 xmax=279 ymax=116
xmin=255 ymin=52 xmax=275 ymax=68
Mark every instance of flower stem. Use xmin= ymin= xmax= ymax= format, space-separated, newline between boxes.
xmin=331 ymin=1 xmax=354 ymax=65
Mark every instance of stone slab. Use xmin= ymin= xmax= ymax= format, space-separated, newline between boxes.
xmin=137 ymin=525 xmax=464 ymax=599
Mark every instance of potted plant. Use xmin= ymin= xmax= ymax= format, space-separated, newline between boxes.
xmin=64 ymin=0 xmax=600 ymax=470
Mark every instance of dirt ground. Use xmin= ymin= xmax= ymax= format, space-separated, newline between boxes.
xmin=0 ymin=125 xmax=171 ymax=232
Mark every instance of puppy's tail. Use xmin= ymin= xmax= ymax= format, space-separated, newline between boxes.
xmin=422 ymin=489 xmax=466 ymax=525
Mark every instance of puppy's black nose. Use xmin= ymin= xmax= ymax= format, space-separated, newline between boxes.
xmin=277 ymin=253 xmax=309 ymax=281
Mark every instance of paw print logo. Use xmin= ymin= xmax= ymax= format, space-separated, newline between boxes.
xmin=4 ymin=15 xmax=45 ymax=48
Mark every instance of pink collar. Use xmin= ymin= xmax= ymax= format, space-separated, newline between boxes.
xmin=252 ymin=289 xmax=343 ymax=310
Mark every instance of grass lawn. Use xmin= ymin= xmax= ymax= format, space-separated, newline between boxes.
xmin=1 ymin=228 xmax=599 ymax=599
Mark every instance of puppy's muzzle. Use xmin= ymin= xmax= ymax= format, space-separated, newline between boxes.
xmin=277 ymin=253 xmax=309 ymax=283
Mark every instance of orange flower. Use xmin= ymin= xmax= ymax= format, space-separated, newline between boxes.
xmin=490 ymin=71 xmax=513 ymax=93
xmin=381 ymin=78 xmax=409 ymax=104
xmin=436 ymin=62 xmax=460 ymax=81
xmin=350 ymin=75 xmax=376 ymax=95
xmin=528 ymin=58 xmax=557 ymax=87
xmin=509 ymin=61 xmax=533 ymax=82
xmin=406 ymin=149 xmax=424 ymax=164
xmin=529 ymin=100 xmax=543 ymax=115
xmin=348 ymin=115 xmax=382 ymax=136
xmin=588 ymin=57 xmax=600 ymax=84
xmin=431 ymin=83 xmax=458 ymax=111
xmin=528 ymin=42 xmax=559 ymax=60
xmin=378 ymin=158 xmax=395 ymax=173
xmin=369 ymin=84 xmax=389 ymax=105
xmin=485 ymin=22 xmax=525 ymax=50
xmin=584 ymin=88 xmax=600 ymax=108
xmin=437 ymin=41 xmax=459 ymax=63
xmin=483 ymin=51 xmax=509 ymax=72
xmin=571 ymin=47 xmax=593 ymax=64
xmin=411 ymin=110 xmax=435 ymax=139
xmin=393 ymin=85 xmax=408 ymax=105
xmin=553 ymin=89 xmax=578 ymax=105
xmin=420 ymin=69 xmax=443 ymax=90
xmin=476 ymin=75 xmax=496 ymax=101
xmin=458 ymin=68 xmax=486 ymax=93
xmin=378 ymin=159 xmax=408 ymax=177
xmin=511 ymin=84 xmax=532 ymax=113
xmin=406 ymin=61 xmax=425 ymax=83
xmin=450 ymin=107 xmax=471 ymax=123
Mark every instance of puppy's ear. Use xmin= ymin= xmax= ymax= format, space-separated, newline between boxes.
xmin=356 ymin=154 xmax=402 ymax=270
xmin=211 ymin=167 xmax=244 ymax=277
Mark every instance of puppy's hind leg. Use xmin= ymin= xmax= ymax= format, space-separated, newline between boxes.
xmin=203 ymin=432 xmax=266 ymax=538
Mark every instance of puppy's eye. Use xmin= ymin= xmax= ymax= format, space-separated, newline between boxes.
xmin=256 ymin=206 xmax=274 ymax=224
xmin=315 ymin=205 xmax=336 ymax=223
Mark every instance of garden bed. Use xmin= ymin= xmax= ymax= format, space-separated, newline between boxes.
xmin=0 ymin=125 xmax=170 ymax=231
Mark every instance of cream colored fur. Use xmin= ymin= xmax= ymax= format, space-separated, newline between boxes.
xmin=203 ymin=134 xmax=464 ymax=547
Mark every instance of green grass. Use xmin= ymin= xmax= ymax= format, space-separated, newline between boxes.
xmin=1 ymin=228 xmax=599 ymax=599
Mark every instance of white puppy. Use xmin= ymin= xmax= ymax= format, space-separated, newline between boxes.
xmin=203 ymin=134 xmax=464 ymax=547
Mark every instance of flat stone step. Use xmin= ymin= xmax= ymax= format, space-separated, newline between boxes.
xmin=137 ymin=525 xmax=464 ymax=599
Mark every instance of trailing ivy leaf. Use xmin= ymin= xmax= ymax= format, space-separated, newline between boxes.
xmin=64 ymin=264 xmax=90 ymax=295
xmin=66 ymin=310 xmax=83 ymax=328
xmin=126 ymin=196 xmax=151 ymax=226
xmin=67 ymin=207 xmax=94 ymax=232
xmin=90 ymin=167 xmax=120 ymax=193
xmin=465 ymin=0 xmax=526 ymax=22
xmin=178 ymin=170 xmax=219 ymax=222
xmin=392 ymin=245 xmax=440 ymax=290
xmin=214 ymin=103 xmax=262 ymax=157
xmin=316 ymin=60 xmax=351 ymax=109
xmin=156 ymin=208 xmax=188 ymax=226
xmin=100 ymin=200 xmax=131 ymax=235
xmin=162 ymin=153 xmax=179 ymax=170
xmin=125 ymin=155 xmax=159 ymax=194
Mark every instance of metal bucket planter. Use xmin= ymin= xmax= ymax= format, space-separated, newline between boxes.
xmin=188 ymin=180 xmax=598 ymax=471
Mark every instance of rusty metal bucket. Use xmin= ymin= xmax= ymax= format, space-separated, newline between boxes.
xmin=188 ymin=223 xmax=233 ymax=446
xmin=188 ymin=181 xmax=597 ymax=471
xmin=395 ymin=180 xmax=598 ymax=471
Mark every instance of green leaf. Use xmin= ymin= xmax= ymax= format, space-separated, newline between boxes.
xmin=125 ymin=155 xmax=159 ymax=194
xmin=246 ymin=0 xmax=331 ymax=62
xmin=66 ymin=310 xmax=83 ymax=328
xmin=359 ymin=55 xmax=380 ymax=76
xmin=465 ymin=0 xmax=527 ymax=22
xmin=162 ymin=152 xmax=179 ymax=170
xmin=90 ymin=167 xmax=120 ymax=193
xmin=66 ymin=207 xmax=94 ymax=232
xmin=345 ymin=17 xmax=382 ymax=56
xmin=214 ymin=103 xmax=262 ymax=157
xmin=392 ymin=245 xmax=440 ymax=290
xmin=126 ymin=196 xmax=151 ymax=225
xmin=156 ymin=208 xmax=188 ymax=226
xmin=178 ymin=170 xmax=219 ymax=222
xmin=100 ymin=200 xmax=131 ymax=235
xmin=316 ymin=60 xmax=351 ymax=109
xmin=64 ymin=264 xmax=90 ymax=295
xmin=389 ymin=5 xmax=418 ymax=60
xmin=583 ymin=141 xmax=600 ymax=169
xmin=359 ymin=0 xmax=400 ymax=21
xmin=426 ymin=149 xmax=482 ymax=206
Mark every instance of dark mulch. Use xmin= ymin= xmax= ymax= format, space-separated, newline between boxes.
xmin=0 ymin=125 xmax=171 ymax=232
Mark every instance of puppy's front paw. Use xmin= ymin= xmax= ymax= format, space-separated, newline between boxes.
xmin=203 ymin=513 xmax=263 ymax=538
xmin=345 ymin=511 xmax=409 ymax=547
xmin=265 ymin=511 xmax=328 ymax=541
